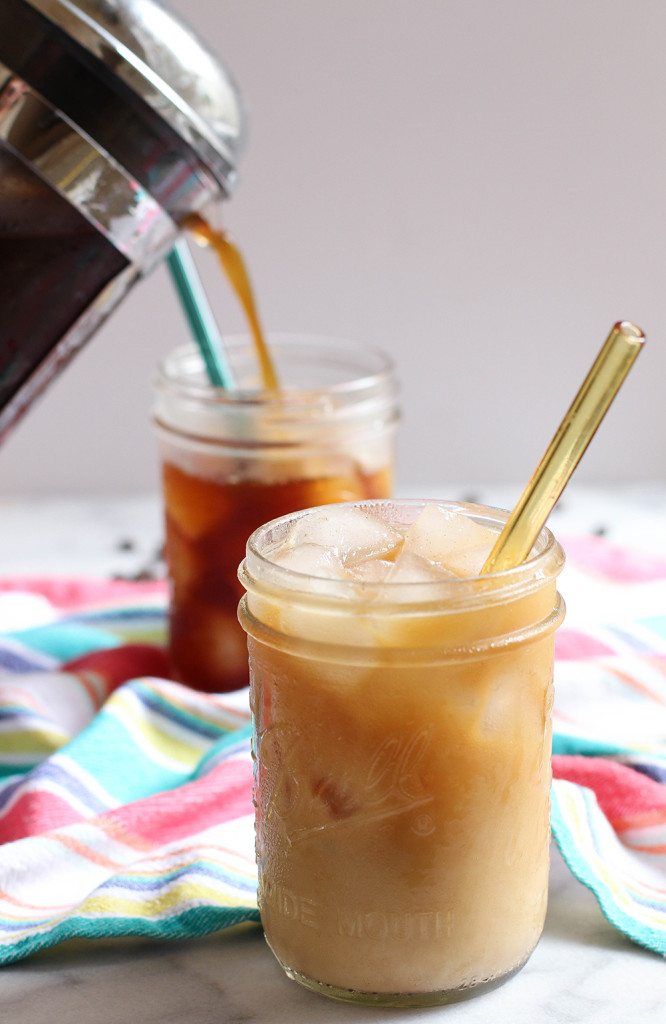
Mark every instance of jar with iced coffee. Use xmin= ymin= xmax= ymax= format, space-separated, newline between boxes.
xmin=153 ymin=337 xmax=398 ymax=692
xmin=238 ymin=499 xmax=565 ymax=1006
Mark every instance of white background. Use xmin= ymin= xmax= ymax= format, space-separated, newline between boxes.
xmin=1 ymin=0 xmax=665 ymax=495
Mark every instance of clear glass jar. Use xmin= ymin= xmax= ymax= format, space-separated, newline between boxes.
xmin=238 ymin=499 xmax=565 ymax=1007
xmin=153 ymin=336 xmax=399 ymax=692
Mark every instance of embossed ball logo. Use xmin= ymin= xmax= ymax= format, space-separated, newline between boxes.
xmin=258 ymin=723 xmax=435 ymax=843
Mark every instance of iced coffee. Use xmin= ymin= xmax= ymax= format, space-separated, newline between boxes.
xmin=238 ymin=500 xmax=565 ymax=1006
xmin=153 ymin=338 xmax=398 ymax=692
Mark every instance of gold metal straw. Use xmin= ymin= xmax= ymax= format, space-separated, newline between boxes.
xmin=481 ymin=321 xmax=645 ymax=574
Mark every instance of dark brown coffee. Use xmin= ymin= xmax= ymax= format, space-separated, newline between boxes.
xmin=0 ymin=143 xmax=128 ymax=423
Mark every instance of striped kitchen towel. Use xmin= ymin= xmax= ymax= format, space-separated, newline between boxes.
xmin=0 ymin=544 xmax=664 ymax=965
xmin=551 ymin=533 xmax=666 ymax=957
xmin=0 ymin=577 xmax=258 ymax=966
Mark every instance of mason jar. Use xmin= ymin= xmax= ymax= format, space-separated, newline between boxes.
xmin=238 ymin=499 xmax=565 ymax=1006
xmin=153 ymin=336 xmax=399 ymax=692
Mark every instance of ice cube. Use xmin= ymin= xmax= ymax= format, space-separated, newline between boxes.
xmin=172 ymin=604 xmax=249 ymax=690
xmin=272 ymin=542 xmax=346 ymax=579
xmin=163 ymin=459 xmax=234 ymax=539
xmin=347 ymin=558 xmax=394 ymax=583
xmin=165 ymin=520 xmax=205 ymax=595
xmin=402 ymin=505 xmax=497 ymax=577
xmin=478 ymin=680 xmax=515 ymax=735
xmin=439 ymin=544 xmax=495 ymax=577
xmin=284 ymin=506 xmax=403 ymax=565
xmin=386 ymin=550 xmax=458 ymax=584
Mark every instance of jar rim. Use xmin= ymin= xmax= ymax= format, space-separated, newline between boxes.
xmin=239 ymin=499 xmax=565 ymax=613
xmin=154 ymin=336 xmax=397 ymax=409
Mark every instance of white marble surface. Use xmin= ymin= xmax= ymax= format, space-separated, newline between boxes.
xmin=2 ymin=847 xmax=665 ymax=1024
xmin=0 ymin=485 xmax=664 ymax=1023
xmin=3 ymin=481 xmax=666 ymax=577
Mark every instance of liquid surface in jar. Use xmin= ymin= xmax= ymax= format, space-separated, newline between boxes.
xmin=164 ymin=462 xmax=393 ymax=693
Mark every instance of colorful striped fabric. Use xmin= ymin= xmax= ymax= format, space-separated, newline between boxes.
xmin=0 ymin=578 xmax=258 ymax=965
xmin=551 ymin=534 xmax=666 ymax=956
xmin=0 ymin=538 xmax=664 ymax=964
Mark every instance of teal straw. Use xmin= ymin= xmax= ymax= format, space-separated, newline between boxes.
xmin=166 ymin=238 xmax=235 ymax=388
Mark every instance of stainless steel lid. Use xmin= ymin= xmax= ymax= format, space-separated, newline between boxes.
xmin=19 ymin=0 xmax=246 ymax=196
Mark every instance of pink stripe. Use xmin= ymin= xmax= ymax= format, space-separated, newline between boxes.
xmin=555 ymin=629 xmax=616 ymax=660
xmin=0 ymin=758 xmax=253 ymax=848
xmin=0 ymin=792 xmax=83 ymax=843
xmin=561 ymin=535 xmax=666 ymax=583
xmin=0 ymin=576 xmax=167 ymax=611
xmin=101 ymin=759 xmax=253 ymax=848
xmin=553 ymin=755 xmax=666 ymax=830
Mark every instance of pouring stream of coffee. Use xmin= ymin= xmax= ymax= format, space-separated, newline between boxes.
xmin=481 ymin=321 xmax=645 ymax=574
xmin=185 ymin=214 xmax=280 ymax=391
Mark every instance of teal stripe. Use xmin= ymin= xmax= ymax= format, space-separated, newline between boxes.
xmin=0 ymin=904 xmax=261 ymax=966
xmin=0 ymin=765 xmax=34 ymax=779
xmin=4 ymin=624 xmax=121 ymax=661
xmin=60 ymin=610 xmax=167 ymax=646
xmin=552 ymin=731 xmax=626 ymax=758
xmin=63 ymin=709 xmax=193 ymax=802
xmin=638 ymin=614 xmax=666 ymax=641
